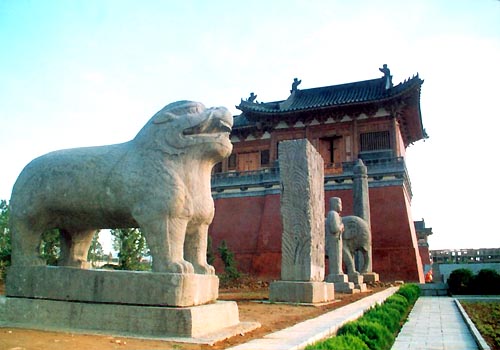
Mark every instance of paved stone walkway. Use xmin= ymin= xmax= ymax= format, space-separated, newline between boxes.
xmin=392 ymin=297 xmax=479 ymax=350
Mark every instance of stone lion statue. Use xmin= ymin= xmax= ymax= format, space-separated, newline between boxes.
xmin=9 ymin=100 xmax=233 ymax=275
xmin=342 ymin=215 xmax=372 ymax=275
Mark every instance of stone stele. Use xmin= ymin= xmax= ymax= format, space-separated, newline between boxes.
xmin=269 ymin=139 xmax=334 ymax=304
xmin=3 ymin=100 xmax=260 ymax=341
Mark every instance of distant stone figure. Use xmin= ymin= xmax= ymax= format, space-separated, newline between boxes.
xmin=342 ymin=216 xmax=371 ymax=274
xmin=379 ymin=64 xmax=393 ymax=89
xmin=290 ymin=77 xmax=301 ymax=93
xmin=9 ymin=100 xmax=233 ymax=275
xmin=247 ymin=92 xmax=257 ymax=103
xmin=325 ymin=197 xmax=344 ymax=275
xmin=379 ymin=64 xmax=390 ymax=77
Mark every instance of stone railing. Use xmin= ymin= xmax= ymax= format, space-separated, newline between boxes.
xmin=211 ymin=157 xmax=412 ymax=197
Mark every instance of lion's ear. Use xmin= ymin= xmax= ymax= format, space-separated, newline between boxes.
xmin=153 ymin=112 xmax=176 ymax=124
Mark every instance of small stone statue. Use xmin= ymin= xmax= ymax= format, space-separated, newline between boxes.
xmin=379 ymin=64 xmax=393 ymax=89
xmin=379 ymin=64 xmax=390 ymax=77
xmin=290 ymin=77 xmax=301 ymax=93
xmin=246 ymin=92 xmax=257 ymax=103
xmin=326 ymin=197 xmax=344 ymax=275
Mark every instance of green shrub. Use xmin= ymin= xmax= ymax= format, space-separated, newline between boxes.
xmin=364 ymin=305 xmax=401 ymax=333
xmin=448 ymin=268 xmax=474 ymax=295
xmin=383 ymin=301 xmax=407 ymax=319
xmin=337 ymin=320 xmax=394 ymax=350
xmin=385 ymin=294 xmax=409 ymax=308
xmin=471 ymin=269 xmax=500 ymax=295
xmin=218 ymin=240 xmax=240 ymax=281
xmin=305 ymin=334 xmax=370 ymax=350
xmin=396 ymin=283 xmax=420 ymax=304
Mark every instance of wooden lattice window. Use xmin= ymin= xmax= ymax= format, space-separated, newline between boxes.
xmin=360 ymin=131 xmax=391 ymax=151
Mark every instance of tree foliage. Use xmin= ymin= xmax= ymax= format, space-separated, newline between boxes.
xmin=111 ymin=228 xmax=149 ymax=270
xmin=0 ymin=200 xmax=11 ymax=279
xmin=87 ymin=231 xmax=104 ymax=267
xmin=40 ymin=229 xmax=60 ymax=265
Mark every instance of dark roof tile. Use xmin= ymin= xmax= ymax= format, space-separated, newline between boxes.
xmin=237 ymin=75 xmax=422 ymax=114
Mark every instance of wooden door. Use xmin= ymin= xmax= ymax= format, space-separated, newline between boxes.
xmin=237 ymin=152 xmax=260 ymax=171
xmin=319 ymin=137 xmax=344 ymax=173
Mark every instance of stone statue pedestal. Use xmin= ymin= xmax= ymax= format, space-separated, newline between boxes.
xmin=0 ymin=296 xmax=259 ymax=342
xmin=325 ymin=273 xmax=359 ymax=294
xmin=269 ymin=281 xmax=335 ymax=304
xmin=3 ymin=266 xmax=260 ymax=342
xmin=348 ymin=273 xmax=367 ymax=292
xmin=6 ymin=266 xmax=218 ymax=307
xmin=363 ymin=272 xmax=380 ymax=283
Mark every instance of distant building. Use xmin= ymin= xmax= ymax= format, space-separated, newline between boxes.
xmin=431 ymin=248 xmax=500 ymax=264
xmin=415 ymin=219 xmax=433 ymax=265
xmin=210 ymin=67 xmax=428 ymax=282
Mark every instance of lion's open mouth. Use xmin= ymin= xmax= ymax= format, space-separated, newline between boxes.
xmin=183 ymin=118 xmax=232 ymax=136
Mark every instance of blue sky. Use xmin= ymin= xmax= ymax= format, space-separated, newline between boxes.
xmin=1 ymin=0 xmax=499 ymax=253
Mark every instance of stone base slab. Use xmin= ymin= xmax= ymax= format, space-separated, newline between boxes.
xmin=0 ymin=296 xmax=259 ymax=341
xmin=269 ymin=281 xmax=334 ymax=304
xmin=357 ymin=283 xmax=368 ymax=292
xmin=6 ymin=266 xmax=218 ymax=307
xmin=326 ymin=274 xmax=359 ymax=294
xmin=335 ymin=282 xmax=360 ymax=294
xmin=347 ymin=273 xmax=364 ymax=285
xmin=363 ymin=272 xmax=380 ymax=283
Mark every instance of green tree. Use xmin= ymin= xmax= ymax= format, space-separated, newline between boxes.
xmin=87 ymin=230 xmax=104 ymax=267
xmin=111 ymin=228 xmax=149 ymax=270
xmin=0 ymin=200 xmax=11 ymax=280
xmin=40 ymin=229 xmax=60 ymax=265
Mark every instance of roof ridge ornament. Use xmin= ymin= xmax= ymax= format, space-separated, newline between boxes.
xmin=246 ymin=92 xmax=258 ymax=103
xmin=379 ymin=64 xmax=393 ymax=90
xmin=290 ymin=77 xmax=301 ymax=93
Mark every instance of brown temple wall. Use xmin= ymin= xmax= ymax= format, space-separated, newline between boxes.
xmin=210 ymin=184 xmax=425 ymax=283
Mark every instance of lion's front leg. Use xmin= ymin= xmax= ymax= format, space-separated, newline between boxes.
xmin=184 ymin=222 xmax=215 ymax=275
xmin=138 ymin=215 xmax=194 ymax=274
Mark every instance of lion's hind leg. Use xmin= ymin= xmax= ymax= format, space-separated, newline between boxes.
xmin=59 ymin=229 xmax=95 ymax=269
xmin=10 ymin=216 xmax=45 ymax=267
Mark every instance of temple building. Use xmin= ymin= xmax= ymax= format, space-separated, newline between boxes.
xmin=210 ymin=66 xmax=428 ymax=282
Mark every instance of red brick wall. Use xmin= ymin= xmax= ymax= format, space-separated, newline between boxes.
xmin=210 ymin=185 xmax=425 ymax=283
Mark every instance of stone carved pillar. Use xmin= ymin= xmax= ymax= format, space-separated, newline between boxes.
xmin=351 ymin=159 xmax=378 ymax=283
xmin=353 ymin=159 xmax=370 ymax=227
xmin=269 ymin=139 xmax=334 ymax=304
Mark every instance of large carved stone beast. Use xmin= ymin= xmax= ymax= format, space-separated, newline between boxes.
xmin=9 ymin=100 xmax=233 ymax=275
xmin=342 ymin=215 xmax=372 ymax=275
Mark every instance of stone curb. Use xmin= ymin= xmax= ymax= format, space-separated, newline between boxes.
xmin=454 ymin=299 xmax=492 ymax=350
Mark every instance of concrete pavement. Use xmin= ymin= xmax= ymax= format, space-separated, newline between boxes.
xmin=391 ymin=297 xmax=484 ymax=350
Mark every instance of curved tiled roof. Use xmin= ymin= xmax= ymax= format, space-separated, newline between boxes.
xmin=237 ymin=74 xmax=422 ymax=115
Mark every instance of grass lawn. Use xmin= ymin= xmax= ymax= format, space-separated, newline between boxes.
xmin=461 ymin=301 xmax=500 ymax=350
